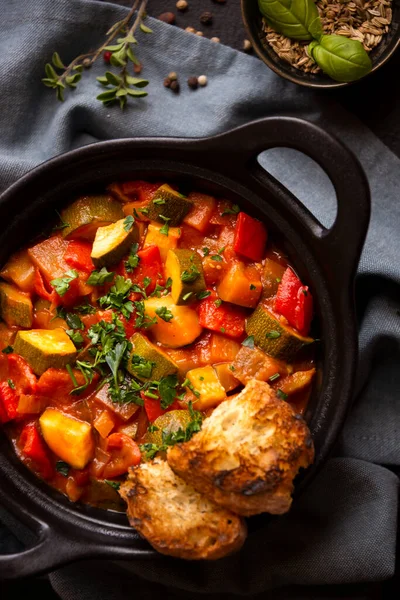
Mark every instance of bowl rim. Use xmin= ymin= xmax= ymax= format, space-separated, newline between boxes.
xmin=241 ymin=0 xmax=400 ymax=89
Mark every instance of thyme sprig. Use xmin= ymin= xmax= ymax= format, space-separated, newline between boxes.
xmin=42 ymin=0 xmax=151 ymax=108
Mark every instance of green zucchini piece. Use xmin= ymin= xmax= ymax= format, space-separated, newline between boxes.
xmin=14 ymin=328 xmax=78 ymax=375
xmin=61 ymin=195 xmax=124 ymax=240
xmin=127 ymin=332 xmax=179 ymax=381
xmin=165 ymin=249 xmax=206 ymax=305
xmin=146 ymin=184 xmax=193 ymax=226
xmin=245 ymin=305 xmax=314 ymax=361
xmin=143 ymin=410 xmax=192 ymax=446
xmin=91 ymin=218 xmax=139 ymax=268
xmin=0 ymin=282 xmax=33 ymax=328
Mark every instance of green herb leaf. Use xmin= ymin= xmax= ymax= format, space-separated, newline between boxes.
xmin=214 ymin=299 xmax=222 ymax=307
xmin=67 ymin=329 xmax=84 ymax=347
xmin=130 ymin=354 xmax=154 ymax=379
xmin=7 ymin=379 xmax=15 ymax=389
xmin=197 ymin=290 xmax=211 ymax=300
xmin=258 ymin=0 xmax=322 ymax=41
xmin=124 ymin=243 xmax=140 ymax=273
xmin=182 ymin=292 xmax=193 ymax=302
xmin=125 ymin=76 xmax=149 ymax=88
xmin=50 ymin=270 xmax=78 ymax=296
xmin=181 ymin=264 xmax=200 ymax=283
xmin=56 ymin=461 xmax=70 ymax=477
xmin=276 ymin=389 xmax=288 ymax=400
xmin=308 ymin=35 xmax=372 ymax=82
xmin=140 ymin=23 xmax=153 ymax=34
xmin=202 ymin=247 xmax=210 ymax=256
xmin=105 ymin=479 xmax=121 ymax=490
xmin=73 ymin=303 xmax=96 ymax=315
xmin=159 ymin=374 xmax=179 ymax=409
xmin=211 ymin=254 xmax=223 ymax=262
xmin=266 ymin=330 xmax=281 ymax=339
xmin=250 ymin=284 xmax=257 ymax=290
xmin=159 ymin=221 xmax=169 ymax=236
xmin=87 ymin=267 xmax=115 ymax=286
xmin=2 ymin=346 xmax=13 ymax=354
xmin=221 ymin=204 xmax=240 ymax=216
xmin=269 ymin=372 xmax=281 ymax=382
xmin=52 ymin=52 xmax=65 ymax=69
xmin=242 ymin=335 xmax=255 ymax=349
xmin=155 ymin=306 xmax=174 ymax=322
xmin=123 ymin=215 xmax=135 ymax=232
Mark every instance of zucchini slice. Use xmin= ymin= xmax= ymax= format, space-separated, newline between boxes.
xmin=91 ymin=218 xmax=139 ymax=268
xmin=146 ymin=184 xmax=193 ymax=226
xmin=165 ymin=249 xmax=206 ymax=304
xmin=13 ymin=328 xmax=78 ymax=375
xmin=127 ymin=332 xmax=179 ymax=381
xmin=245 ymin=305 xmax=314 ymax=361
xmin=61 ymin=195 xmax=124 ymax=240
xmin=143 ymin=410 xmax=192 ymax=446
xmin=0 ymin=282 xmax=33 ymax=328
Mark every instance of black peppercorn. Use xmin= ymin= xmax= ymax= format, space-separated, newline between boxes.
xmin=164 ymin=77 xmax=172 ymax=88
xmin=200 ymin=12 xmax=213 ymax=25
xmin=170 ymin=80 xmax=180 ymax=93
xmin=187 ymin=76 xmax=199 ymax=90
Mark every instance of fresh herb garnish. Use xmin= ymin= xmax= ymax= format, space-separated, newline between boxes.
xmin=250 ymin=284 xmax=257 ymax=290
xmin=130 ymin=354 xmax=154 ymax=379
xmin=266 ymin=330 xmax=281 ymax=339
xmin=134 ymin=300 xmax=158 ymax=329
xmin=56 ymin=461 xmax=70 ymax=477
xmin=7 ymin=379 xmax=15 ymax=389
xmin=73 ymin=303 xmax=96 ymax=315
xmin=182 ymin=292 xmax=193 ymax=301
xmin=242 ymin=335 xmax=255 ymax=349
xmin=155 ymin=306 xmax=174 ymax=322
xmin=140 ymin=401 xmax=203 ymax=459
xmin=221 ymin=204 xmax=240 ymax=217
xmin=2 ymin=346 xmax=13 ymax=354
xmin=42 ymin=0 xmax=151 ymax=108
xmin=147 ymin=424 xmax=159 ymax=433
xmin=197 ymin=290 xmax=211 ymax=300
xmin=210 ymin=254 xmax=223 ymax=262
xmin=53 ymin=209 xmax=70 ymax=231
xmin=220 ymin=327 xmax=226 ymax=333
xmin=159 ymin=215 xmax=170 ymax=236
xmin=269 ymin=372 xmax=281 ymax=382
xmin=181 ymin=264 xmax=200 ymax=283
xmin=214 ymin=299 xmax=222 ymax=307
xmin=202 ymin=247 xmax=210 ymax=256
xmin=123 ymin=215 xmax=135 ymax=232
xmin=67 ymin=330 xmax=85 ymax=347
xmin=158 ymin=374 xmax=179 ymax=409
xmin=153 ymin=198 xmax=166 ymax=205
xmin=99 ymin=275 xmax=134 ymax=319
xmin=124 ymin=243 xmax=140 ymax=273
xmin=105 ymin=479 xmax=121 ymax=491
xmin=276 ymin=389 xmax=288 ymax=400
xmin=87 ymin=267 xmax=115 ymax=286
xmin=50 ymin=269 xmax=78 ymax=297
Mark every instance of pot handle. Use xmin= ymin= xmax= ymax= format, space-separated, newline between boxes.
xmin=207 ymin=116 xmax=371 ymax=285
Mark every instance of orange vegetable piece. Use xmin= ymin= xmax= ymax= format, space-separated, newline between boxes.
xmin=102 ymin=433 xmax=141 ymax=478
xmin=217 ymin=262 xmax=262 ymax=308
xmin=0 ymin=249 xmax=36 ymax=293
xmin=183 ymin=192 xmax=216 ymax=233
xmin=94 ymin=409 xmax=117 ymax=439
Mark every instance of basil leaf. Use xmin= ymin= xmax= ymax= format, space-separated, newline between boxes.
xmin=258 ymin=0 xmax=322 ymax=41
xmin=308 ymin=35 xmax=372 ymax=82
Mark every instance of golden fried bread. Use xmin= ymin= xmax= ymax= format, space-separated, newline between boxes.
xmin=167 ymin=379 xmax=314 ymax=516
xmin=119 ymin=458 xmax=247 ymax=560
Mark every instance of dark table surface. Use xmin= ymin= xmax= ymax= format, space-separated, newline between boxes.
xmin=1 ymin=1 xmax=399 ymax=599
xmin=114 ymin=0 xmax=400 ymax=158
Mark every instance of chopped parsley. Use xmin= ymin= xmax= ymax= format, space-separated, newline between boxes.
xmin=124 ymin=243 xmax=140 ymax=273
xmin=182 ymin=292 xmax=193 ymax=302
xmin=2 ymin=346 xmax=13 ymax=354
xmin=276 ymin=389 xmax=288 ymax=400
xmin=87 ymin=267 xmax=115 ymax=286
xmin=269 ymin=372 xmax=281 ymax=382
xmin=221 ymin=204 xmax=240 ymax=216
xmin=99 ymin=275 xmax=134 ymax=319
xmin=134 ymin=300 xmax=158 ymax=329
xmin=210 ymin=254 xmax=223 ymax=262
xmin=56 ymin=461 xmax=70 ymax=477
xmin=250 ymin=284 xmax=257 ymax=290
xmin=159 ymin=215 xmax=170 ymax=236
xmin=202 ymin=247 xmax=210 ymax=256
xmin=214 ymin=299 xmax=222 ymax=308
xmin=197 ymin=290 xmax=211 ymax=300
xmin=242 ymin=335 xmax=255 ymax=349
xmin=105 ymin=480 xmax=121 ymax=491
xmin=66 ymin=330 xmax=84 ymax=347
xmin=50 ymin=269 xmax=78 ymax=297
xmin=130 ymin=354 xmax=154 ymax=379
xmin=7 ymin=379 xmax=15 ymax=389
xmin=181 ymin=262 xmax=200 ymax=283
xmin=153 ymin=198 xmax=166 ymax=205
xmin=123 ymin=215 xmax=135 ymax=232
xmin=155 ymin=306 xmax=174 ymax=322
xmin=265 ymin=330 xmax=281 ymax=339
xmin=158 ymin=374 xmax=179 ymax=409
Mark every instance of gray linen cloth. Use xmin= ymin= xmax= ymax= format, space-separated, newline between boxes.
xmin=0 ymin=0 xmax=399 ymax=596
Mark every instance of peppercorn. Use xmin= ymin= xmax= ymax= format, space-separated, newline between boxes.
xmin=82 ymin=58 xmax=92 ymax=68
xmin=187 ymin=76 xmax=198 ymax=90
xmin=198 ymin=75 xmax=208 ymax=86
xmin=176 ymin=0 xmax=188 ymax=11
xmin=170 ymin=80 xmax=180 ymax=93
xmin=210 ymin=37 xmax=220 ymax=43
xmin=185 ymin=26 xmax=196 ymax=33
xmin=195 ymin=31 xmax=204 ymax=36
xmin=158 ymin=12 xmax=176 ymax=24
xmin=103 ymin=51 xmax=112 ymax=63
xmin=243 ymin=39 xmax=253 ymax=53
xmin=200 ymin=12 xmax=213 ymax=25
xmin=164 ymin=77 xmax=172 ymax=88
xmin=168 ymin=72 xmax=178 ymax=81
xmin=133 ymin=62 xmax=142 ymax=74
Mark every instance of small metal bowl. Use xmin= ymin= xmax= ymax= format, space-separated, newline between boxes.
xmin=241 ymin=0 xmax=400 ymax=88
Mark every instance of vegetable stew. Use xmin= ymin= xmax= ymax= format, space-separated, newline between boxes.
xmin=0 ymin=180 xmax=316 ymax=510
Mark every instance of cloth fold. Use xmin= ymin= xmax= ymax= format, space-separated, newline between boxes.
xmin=0 ymin=0 xmax=399 ymax=596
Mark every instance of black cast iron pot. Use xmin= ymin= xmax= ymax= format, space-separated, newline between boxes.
xmin=0 ymin=117 xmax=370 ymax=579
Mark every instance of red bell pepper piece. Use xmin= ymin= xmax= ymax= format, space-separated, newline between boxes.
xmin=130 ymin=245 xmax=164 ymax=295
xmin=33 ymin=268 xmax=57 ymax=303
xmin=102 ymin=432 xmax=141 ymax=478
xmin=19 ymin=422 xmax=54 ymax=479
xmin=142 ymin=392 xmax=182 ymax=423
xmin=64 ymin=241 xmax=94 ymax=274
xmin=80 ymin=309 xmax=114 ymax=330
xmin=120 ymin=181 xmax=161 ymax=203
xmin=37 ymin=368 xmax=100 ymax=398
xmin=8 ymin=354 xmax=37 ymax=394
xmin=274 ymin=267 xmax=313 ymax=336
xmin=233 ymin=212 xmax=268 ymax=262
xmin=0 ymin=381 xmax=19 ymax=423
xmin=198 ymin=296 xmax=246 ymax=339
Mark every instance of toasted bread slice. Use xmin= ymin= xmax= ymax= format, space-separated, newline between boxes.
xmin=119 ymin=459 xmax=247 ymax=560
xmin=167 ymin=379 xmax=314 ymax=516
